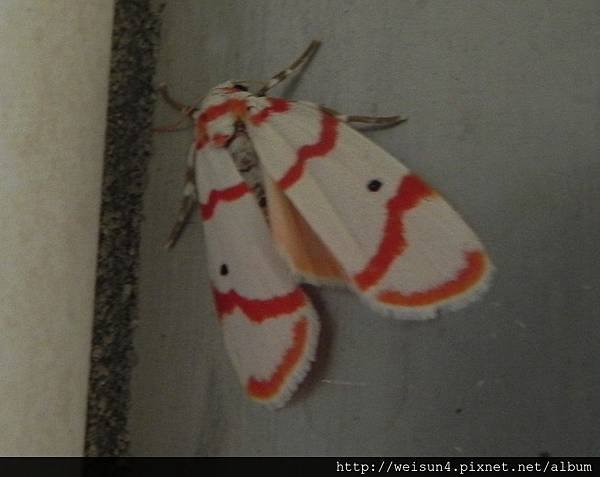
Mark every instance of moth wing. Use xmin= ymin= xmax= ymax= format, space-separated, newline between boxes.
xmin=246 ymin=99 xmax=493 ymax=319
xmin=195 ymin=144 xmax=319 ymax=407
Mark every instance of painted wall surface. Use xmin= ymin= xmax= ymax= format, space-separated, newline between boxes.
xmin=0 ymin=1 xmax=114 ymax=455
xmin=130 ymin=0 xmax=600 ymax=456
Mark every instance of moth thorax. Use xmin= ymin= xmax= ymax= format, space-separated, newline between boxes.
xmin=227 ymin=131 xmax=267 ymax=212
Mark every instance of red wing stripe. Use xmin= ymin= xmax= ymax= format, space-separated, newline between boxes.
xmin=247 ymin=317 xmax=308 ymax=400
xmin=197 ymin=98 xmax=286 ymax=149
xmin=354 ymin=174 xmax=435 ymax=290
xmin=277 ymin=112 xmax=338 ymax=190
xmin=195 ymin=99 xmax=247 ymax=150
xmin=199 ymin=99 xmax=247 ymax=124
xmin=377 ymin=250 xmax=487 ymax=306
xmin=250 ymin=98 xmax=290 ymax=125
xmin=197 ymin=99 xmax=293 ymax=219
xmin=200 ymin=182 xmax=250 ymax=220
xmin=212 ymin=287 xmax=306 ymax=323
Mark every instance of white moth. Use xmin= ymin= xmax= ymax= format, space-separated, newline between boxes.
xmin=160 ymin=41 xmax=493 ymax=408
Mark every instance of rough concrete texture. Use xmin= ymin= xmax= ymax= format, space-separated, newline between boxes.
xmin=129 ymin=0 xmax=600 ymax=456
xmin=0 ymin=1 xmax=114 ymax=456
xmin=85 ymin=0 xmax=162 ymax=457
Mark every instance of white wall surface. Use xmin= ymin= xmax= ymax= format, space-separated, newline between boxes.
xmin=130 ymin=0 xmax=600 ymax=456
xmin=0 ymin=1 xmax=114 ymax=456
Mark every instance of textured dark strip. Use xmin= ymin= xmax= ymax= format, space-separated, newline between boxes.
xmin=85 ymin=0 xmax=163 ymax=457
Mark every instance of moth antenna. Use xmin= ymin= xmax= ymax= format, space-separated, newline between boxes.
xmin=257 ymin=40 xmax=321 ymax=96
xmin=340 ymin=115 xmax=407 ymax=127
xmin=317 ymin=105 xmax=407 ymax=127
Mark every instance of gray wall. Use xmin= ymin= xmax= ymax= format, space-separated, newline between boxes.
xmin=129 ymin=0 xmax=600 ymax=456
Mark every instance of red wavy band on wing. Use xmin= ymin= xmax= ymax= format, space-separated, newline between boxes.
xmin=249 ymin=98 xmax=290 ymax=125
xmin=377 ymin=250 xmax=488 ymax=306
xmin=212 ymin=287 xmax=306 ymax=323
xmin=200 ymin=182 xmax=250 ymax=220
xmin=247 ymin=317 xmax=308 ymax=400
xmin=277 ymin=112 xmax=339 ymax=190
xmin=199 ymin=98 xmax=247 ymax=124
xmin=196 ymin=99 xmax=248 ymax=150
xmin=354 ymin=174 xmax=434 ymax=290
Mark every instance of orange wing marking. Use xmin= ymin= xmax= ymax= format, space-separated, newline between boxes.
xmin=246 ymin=317 xmax=309 ymax=401
xmin=378 ymin=250 xmax=488 ymax=306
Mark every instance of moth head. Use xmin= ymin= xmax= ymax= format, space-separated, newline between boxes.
xmin=199 ymin=81 xmax=248 ymax=110
xmin=215 ymin=79 xmax=267 ymax=96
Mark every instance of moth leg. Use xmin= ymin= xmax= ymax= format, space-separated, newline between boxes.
xmin=152 ymin=120 xmax=193 ymax=134
xmin=157 ymin=82 xmax=197 ymax=116
xmin=165 ymin=144 xmax=198 ymax=249
xmin=153 ymin=83 xmax=199 ymax=133
xmin=257 ymin=40 xmax=321 ymax=96
xmin=320 ymin=105 xmax=407 ymax=126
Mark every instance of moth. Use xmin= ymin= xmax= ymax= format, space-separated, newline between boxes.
xmin=159 ymin=41 xmax=493 ymax=408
